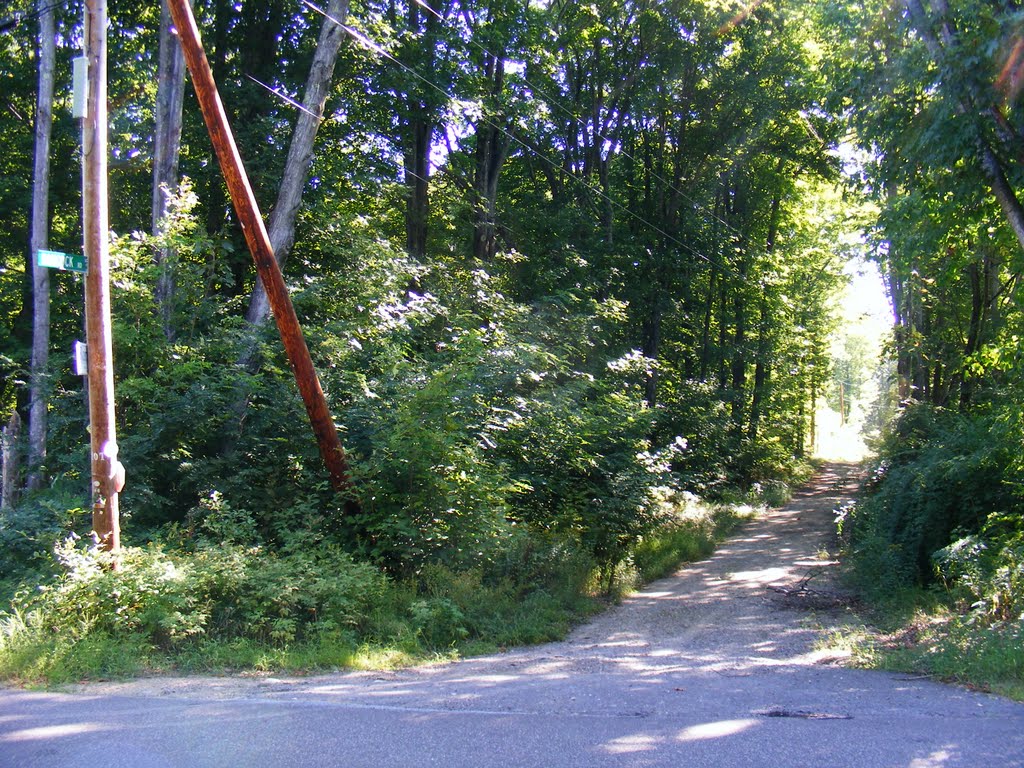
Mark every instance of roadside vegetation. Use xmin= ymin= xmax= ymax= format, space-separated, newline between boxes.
xmin=1 ymin=0 xmax=833 ymax=686
xmin=812 ymin=0 xmax=1024 ymax=703
xmin=5 ymin=0 xmax=1024 ymax=698
xmin=0 ymin=489 xmax=768 ymax=685
xmin=833 ymin=403 xmax=1024 ymax=701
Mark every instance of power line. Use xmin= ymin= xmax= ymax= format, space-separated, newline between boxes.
xmin=245 ymin=73 xmax=325 ymax=122
xmin=302 ymin=0 xmax=741 ymax=278
xmin=408 ymin=0 xmax=748 ymax=244
xmin=0 ymin=1 xmax=67 ymax=34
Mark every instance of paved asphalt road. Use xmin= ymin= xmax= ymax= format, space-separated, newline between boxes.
xmin=2 ymin=464 xmax=1023 ymax=767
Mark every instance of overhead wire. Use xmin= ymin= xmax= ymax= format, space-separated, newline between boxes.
xmin=302 ymin=0 xmax=742 ymax=278
xmin=245 ymin=73 xmax=326 ymax=122
xmin=0 ymin=1 xmax=67 ymax=34
xmin=408 ymin=0 xmax=749 ymax=244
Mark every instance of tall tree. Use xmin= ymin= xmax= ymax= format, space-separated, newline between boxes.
xmin=395 ymin=0 xmax=450 ymax=261
xmin=152 ymin=0 xmax=191 ymax=340
xmin=902 ymin=0 xmax=1024 ymax=256
xmin=242 ymin=0 xmax=350 ymax=328
xmin=26 ymin=0 xmax=56 ymax=491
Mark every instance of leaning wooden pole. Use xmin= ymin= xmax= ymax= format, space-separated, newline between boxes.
xmin=166 ymin=0 xmax=353 ymax=495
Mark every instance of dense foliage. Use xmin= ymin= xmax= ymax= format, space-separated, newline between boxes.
xmin=824 ymin=1 xmax=1024 ymax=691
xmin=0 ymin=0 xmax=882 ymax=677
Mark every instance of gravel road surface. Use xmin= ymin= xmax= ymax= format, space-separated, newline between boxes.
xmin=2 ymin=462 xmax=1022 ymax=767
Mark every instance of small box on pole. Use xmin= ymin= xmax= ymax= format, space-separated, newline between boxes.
xmin=73 ymin=341 xmax=88 ymax=376
xmin=72 ymin=56 xmax=88 ymax=119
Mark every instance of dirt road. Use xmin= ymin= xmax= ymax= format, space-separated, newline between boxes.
xmin=3 ymin=462 xmax=1023 ymax=767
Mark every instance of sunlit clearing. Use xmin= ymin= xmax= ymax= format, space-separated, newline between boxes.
xmin=816 ymin=256 xmax=893 ymax=463
xmin=676 ymin=718 xmax=758 ymax=742
xmin=814 ymin=404 xmax=871 ymax=462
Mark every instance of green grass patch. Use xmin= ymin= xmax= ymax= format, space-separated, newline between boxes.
xmin=819 ymin=581 xmax=1024 ymax=701
xmin=632 ymin=500 xmax=756 ymax=584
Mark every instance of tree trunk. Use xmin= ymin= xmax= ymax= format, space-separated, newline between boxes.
xmin=978 ymin=139 xmax=1024 ymax=255
xmin=152 ymin=0 xmax=190 ymax=340
xmin=698 ymin=267 xmax=717 ymax=382
xmin=730 ymin=236 xmax=752 ymax=431
xmin=796 ymin=358 xmax=806 ymax=457
xmin=747 ymin=184 xmax=782 ymax=443
xmin=471 ymin=53 xmax=508 ymax=262
xmin=26 ymin=0 xmax=56 ymax=492
xmin=204 ymin=0 xmax=230 ymax=244
xmin=642 ymin=280 xmax=663 ymax=408
xmin=729 ymin=273 xmax=748 ymax=430
xmin=1 ymin=412 xmax=20 ymax=511
xmin=808 ymin=365 xmax=818 ymax=455
xmin=700 ymin=193 xmax=725 ymax=382
xmin=717 ymin=275 xmax=729 ymax=390
xmin=404 ymin=115 xmax=432 ymax=261
xmin=243 ymin=0 xmax=350 ymax=327
xmin=747 ymin=289 xmax=770 ymax=443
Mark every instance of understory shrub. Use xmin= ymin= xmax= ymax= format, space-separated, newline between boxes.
xmin=0 ymin=538 xmax=386 ymax=660
xmin=331 ymin=267 xmax=689 ymax=582
xmin=844 ymin=403 xmax=1020 ymax=590
xmin=837 ymin=399 xmax=1024 ymax=697
xmin=632 ymin=494 xmax=754 ymax=583
xmin=933 ymin=512 xmax=1024 ymax=625
xmin=0 ymin=204 xmax=811 ymax=682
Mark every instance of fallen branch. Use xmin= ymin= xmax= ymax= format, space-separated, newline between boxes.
xmin=768 ymin=571 xmax=821 ymax=597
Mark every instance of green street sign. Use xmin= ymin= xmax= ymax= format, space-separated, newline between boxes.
xmin=36 ymin=249 xmax=87 ymax=273
xmin=63 ymin=253 xmax=87 ymax=272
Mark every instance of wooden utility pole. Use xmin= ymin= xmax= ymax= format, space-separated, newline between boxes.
xmin=166 ymin=0 xmax=353 ymax=494
xmin=83 ymin=0 xmax=121 ymax=552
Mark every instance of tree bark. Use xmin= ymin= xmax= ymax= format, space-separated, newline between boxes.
xmin=959 ymin=248 xmax=1000 ymax=407
xmin=26 ymin=0 xmax=56 ymax=492
xmin=1 ymin=412 xmax=20 ymax=511
xmin=399 ymin=0 xmax=443 ymax=262
xmin=152 ymin=0 xmax=190 ymax=340
xmin=729 ymin=264 xmax=748 ymax=430
xmin=699 ymin=192 xmax=725 ymax=382
xmin=748 ymin=183 xmax=783 ymax=443
xmin=978 ymin=140 xmax=1024 ymax=255
xmin=699 ymin=266 xmax=716 ymax=382
xmin=244 ymin=0 xmax=349 ymax=327
xmin=717 ymin=274 xmax=729 ymax=390
xmin=204 ymin=0 xmax=230 ymax=243
xmin=404 ymin=114 xmax=432 ymax=261
xmin=471 ymin=53 xmax=509 ymax=262
xmin=747 ymin=289 xmax=770 ymax=443
xmin=642 ymin=272 xmax=663 ymax=408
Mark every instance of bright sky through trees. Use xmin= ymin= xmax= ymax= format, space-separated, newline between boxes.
xmin=815 ymin=257 xmax=891 ymax=462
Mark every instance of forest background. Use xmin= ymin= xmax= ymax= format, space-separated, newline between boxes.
xmin=0 ymin=0 xmax=1022 ymax=689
